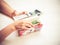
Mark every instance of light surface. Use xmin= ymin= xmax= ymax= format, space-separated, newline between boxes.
xmin=0 ymin=0 xmax=60 ymax=45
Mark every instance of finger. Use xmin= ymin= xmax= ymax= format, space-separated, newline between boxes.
xmin=17 ymin=28 xmax=26 ymax=31
xmin=21 ymin=26 xmax=29 ymax=30
xmin=15 ymin=24 xmax=22 ymax=29
xmin=22 ymin=23 xmax=31 ymax=28
xmin=25 ymin=23 xmax=33 ymax=27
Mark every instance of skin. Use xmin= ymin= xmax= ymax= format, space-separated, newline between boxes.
xmin=0 ymin=0 xmax=33 ymax=43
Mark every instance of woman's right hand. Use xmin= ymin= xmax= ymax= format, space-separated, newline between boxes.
xmin=14 ymin=20 xmax=33 ymax=31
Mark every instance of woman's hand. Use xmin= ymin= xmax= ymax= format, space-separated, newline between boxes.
xmin=14 ymin=20 xmax=33 ymax=31
xmin=12 ymin=11 xmax=27 ymax=16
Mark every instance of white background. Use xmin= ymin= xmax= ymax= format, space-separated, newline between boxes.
xmin=0 ymin=0 xmax=60 ymax=45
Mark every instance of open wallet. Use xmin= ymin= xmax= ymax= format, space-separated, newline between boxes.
xmin=13 ymin=9 xmax=43 ymax=36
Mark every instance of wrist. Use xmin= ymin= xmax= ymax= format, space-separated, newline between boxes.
xmin=11 ymin=10 xmax=16 ymax=18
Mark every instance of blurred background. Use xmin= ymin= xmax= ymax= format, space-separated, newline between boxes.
xmin=0 ymin=0 xmax=60 ymax=45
